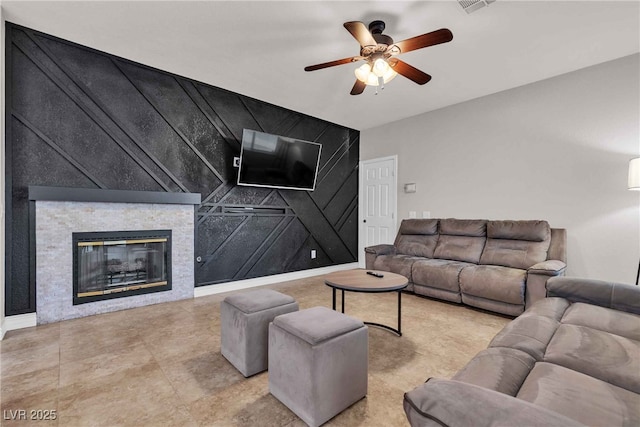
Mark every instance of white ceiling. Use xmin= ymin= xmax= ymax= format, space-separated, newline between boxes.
xmin=2 ymin=1 xmax=639 ymax=130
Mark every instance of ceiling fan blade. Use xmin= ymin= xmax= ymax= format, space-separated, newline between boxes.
xmin=304 ymin=56 xmax=363 ymax=72
xmin=350 ymin=79 xmax=366 ymax=95
xmin=389 ymin=59 xmax=432 ymax=85
xmin=343 ymin=21 xmax=377 ymax=47
xmin=391 ymin=28 xmax=453 ymax=54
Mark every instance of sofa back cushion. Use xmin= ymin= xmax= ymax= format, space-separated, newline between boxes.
xmin=433 ymin=219 xmax=487 ymax=264
xmin=394 ymin=219 xmax=439 ymax=258
xmin=440 ymin=218 xmax=487 ymax=237
xmin=480 ymin=220 xmax=551 ymax=269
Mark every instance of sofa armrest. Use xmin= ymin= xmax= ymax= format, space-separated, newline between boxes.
xmin=528 ymin=260 xmax=566 ymax=276
xmin=525 ymin=261 xmax=567 ymax=307
xmin=364 ymin=244 xmax=396 ymax=256
xmin=364 ymin=244 xmax=396 ymax=269
xmin=546 ymin=277 xmax=640 ymax=315
xmin=403 ymin=378 xmax=585 ymax=427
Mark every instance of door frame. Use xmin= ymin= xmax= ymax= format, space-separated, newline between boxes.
xmin=358 ymin=155 xmax=398 ymax=267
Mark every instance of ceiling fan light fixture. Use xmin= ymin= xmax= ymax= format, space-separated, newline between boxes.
xmin=354 ymin=63 xmax=372 ymax=83
xmin=372 ymin=58 xmax=389 ymax=77
xmin=354 ymin=61 xmax=397 ymax=86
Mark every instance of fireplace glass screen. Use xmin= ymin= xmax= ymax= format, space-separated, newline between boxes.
xmin=73 ymin=230 xmax=171 ymax=305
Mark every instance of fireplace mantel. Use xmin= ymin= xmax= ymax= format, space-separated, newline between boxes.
xmin=28 ymin=186 xmax=201 ymax=205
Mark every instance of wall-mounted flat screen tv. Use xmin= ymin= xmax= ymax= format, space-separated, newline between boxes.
xmin=237 ymin=129 xmax=322 ymax=191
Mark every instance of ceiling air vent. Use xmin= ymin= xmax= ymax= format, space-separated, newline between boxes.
xmin=458 ymin=0 xmax=496 ymax=14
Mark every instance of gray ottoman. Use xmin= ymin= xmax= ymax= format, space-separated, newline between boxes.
xmin=268 ymin=306 xmax=368 ymax=427
xmin=221 ymin=289 xmax=298 ymax=377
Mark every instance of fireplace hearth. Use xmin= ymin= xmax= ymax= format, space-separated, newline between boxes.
xmin=73 ymin=230 xmax=172 ymax=305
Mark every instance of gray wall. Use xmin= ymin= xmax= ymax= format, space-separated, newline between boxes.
xmin=361 ymin=54 xmax=640 ymax=284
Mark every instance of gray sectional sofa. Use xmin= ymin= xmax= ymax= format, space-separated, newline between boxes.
xmin=365 ymin=218 xmax=567 ymax=316
xmin=403 ymin=277 xmax=640 ymax=427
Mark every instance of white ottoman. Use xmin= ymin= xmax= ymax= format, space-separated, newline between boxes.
xmin=268 ymin=306 xmax=368 ymax=427
xmin=221 ymin=289 xmax=298 ymax=377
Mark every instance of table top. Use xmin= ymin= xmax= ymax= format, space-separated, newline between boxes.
xmin=324 ymin=269 xmax=408 ymax=292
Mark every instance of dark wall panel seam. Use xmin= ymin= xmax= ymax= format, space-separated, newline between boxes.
xmin=238 ymin=97 xmax=265 ymax=132
xmin=316 ymin=132 xmax=359 ymax=185
xmin=234 ymin=216 xmax=294 ymax=279
xmin=199 ymin=215 xmax=251 ymax=269
xmin=14 ymin=34 xmax=175 ymax=192
xmin=336 ymin=194 xmax=358 ymax=231
xmin=280 ymin=192 xmax=348 ymax=263
xmin=176 ymin=78 xmax=237 ymax=148
xmin=198 ymin=187 xmax=277 ymax=269
xmin=13 ymin=113 xmax=107 ymax=189
xmin=273 ymin=113 xmax=301 ymax=136
xmin=193 ymin=83 xmax=244 ymax=143
xmin=321 ymin=166 xmax=358 ymax=211
xmin=112 ymin=59 xmax=225 ymax=184
xmin=197 ymin=184 xmax=235 ymax=220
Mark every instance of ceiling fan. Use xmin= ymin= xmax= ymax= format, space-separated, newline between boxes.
xmin=304 ymin=21 xmax=453 ymax=95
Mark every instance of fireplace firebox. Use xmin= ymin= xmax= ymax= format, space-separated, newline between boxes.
xmin=72 ymin=230 xmax=172 ymax=305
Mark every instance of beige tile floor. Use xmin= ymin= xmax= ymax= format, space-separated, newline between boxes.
xmin=0 ymin=275 xmax=510 ymax=427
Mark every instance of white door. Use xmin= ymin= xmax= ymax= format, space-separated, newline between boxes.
xmin=359 ymin=156 xmax=397 ymax=266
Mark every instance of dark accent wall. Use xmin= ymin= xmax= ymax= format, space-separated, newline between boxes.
xmin=4 ymin=23 xmax=359 ymax=315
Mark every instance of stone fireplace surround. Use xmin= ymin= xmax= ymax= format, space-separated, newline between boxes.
xmin=30 ymin=186 xmax=200 ymax=324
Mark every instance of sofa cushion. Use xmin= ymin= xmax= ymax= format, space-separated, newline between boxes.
xmin=433 ymin=235 xmax=486 ymax=264
xmin=489 ymin=314 xmax=560 ymax=360
xmin=373 ymin=255 xmax=418 ymax=282
xmin=544 ymin=324 xmax=640 ymax=393
xmin=404 ymin=378 xmax=585 ymax=427
xmin=413 ymin=284 xmax=461 ymax=303
xmin=547 ymin=277 xmax=640 ymax=315
xmin=519 ymin=297 xmax=570 ymax=322
xmin=394 ymin=219 xmax=439 ymax=258
xmin=395 ymin=235 xmax=439 ymax=258
xmin=479 ymin=238 xmax=550 ymax=270
xmin=461 ymin=294 xmax=525 ymax=317
xmin=452 ymin=347 xmax=536 ymax=397
xmin=411 ymin=259 xmax=471 ymax=293
xmin=397 ymin=218 xmax=439 ymax=235
xmin=517 ymin=362 xmax=640 ymax=427
xmin=459 ymin=265 xmax=526 ymax=306
xmin=561 ymin=302 xmax=640 ymax=341
xmin=439 ymin=218 xmax=487 ymax=237
xmin=487 ymin=220 xmax=550 ymax=242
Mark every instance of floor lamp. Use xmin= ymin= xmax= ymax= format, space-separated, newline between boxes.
xmin=629 ymin=157 xmax=640 ymax=285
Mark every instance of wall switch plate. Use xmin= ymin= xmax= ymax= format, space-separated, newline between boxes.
xmin=311 ymin=249 xmax=317 ymax=259
xmin=233 ymin=157 xmax=240 ymax=167
xmin=409 ymin=211 xmax=417 ymax=218
xmin=404 ymin=183 xmax=417 ymax=193
xmin=422 ymin=211 xmax=431 ymax=219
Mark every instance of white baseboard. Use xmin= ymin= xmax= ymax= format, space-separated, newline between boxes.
xmin=0 ymin=318 xmax=5 ymax=340
xmin=194 ymin=263 xmax=359 ymax=298
xmin=2 ymin=312 xmax=37 ymax=336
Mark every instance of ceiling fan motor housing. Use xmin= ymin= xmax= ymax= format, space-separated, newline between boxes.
xmin=368 ymin=20 xmax=386 ymax=34
xmin=369 ymin=20 xmax=394 ymax=47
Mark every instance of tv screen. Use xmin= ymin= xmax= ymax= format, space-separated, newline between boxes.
xmin=237 ymin=129 xmax=322 ymax=191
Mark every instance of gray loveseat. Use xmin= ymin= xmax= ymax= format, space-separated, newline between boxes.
xmin=365 ymin=218 xmax=567 ymax=316
xmin=403 ymin=277 xmax=640 ymax=426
